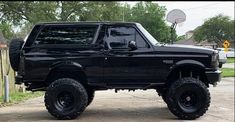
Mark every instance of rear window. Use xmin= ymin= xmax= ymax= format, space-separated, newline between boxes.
xmin=33 ymin=25 xmax=98 ymax=45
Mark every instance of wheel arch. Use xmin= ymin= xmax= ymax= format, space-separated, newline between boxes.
xmin=45 ymin=61 xmax=88 ymax=86
xmin=172 ymin=60 xmax=205 ymax=69
xmin=167 ymin=60 xmax=209 ymax=86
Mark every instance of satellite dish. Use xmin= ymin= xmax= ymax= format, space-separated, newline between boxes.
xmin=166 ymin=9 xmax=186 ymax=24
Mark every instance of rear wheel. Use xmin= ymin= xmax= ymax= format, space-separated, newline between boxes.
xmin=45 ymin=78 xmax=88 ymax=120
xmin=166 ymin=77 xmax=210 ymax=120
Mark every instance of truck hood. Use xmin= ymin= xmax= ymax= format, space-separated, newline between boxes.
xmin=154 ymin=44 xmax=217 ymax=55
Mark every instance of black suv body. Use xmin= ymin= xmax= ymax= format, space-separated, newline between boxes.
xmin=9 ymin=22 xmax=221 ymax=120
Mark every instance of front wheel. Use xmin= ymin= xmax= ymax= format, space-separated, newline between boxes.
xmin=87 ymin=89 xmax=95 ymax=106
xmin=162 ymin=93 xmax=167 ymax=104
xmin=45 ymin=78 xmax=88 ymax=120
xmin=219 ymin=62 xmax=223 ymax=68
xmin=166 ymin=77 xmax=210 ymax=120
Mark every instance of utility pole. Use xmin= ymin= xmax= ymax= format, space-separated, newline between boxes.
xmin=5 ymin=49 xmax=10 ymax=103
xmin=4 ymin=75 xmax=9 ymax=103
xmin=170 ymin=22 xmax=177 ymax=44
xmin=0 ymin=49 xmax=9 ymax=103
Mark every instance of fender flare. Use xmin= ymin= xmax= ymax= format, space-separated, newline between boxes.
xmin=167 ymin=60 xmax=205 ymax=78
xmin=50 ymin=61 xmax=84 ymax=71
xmin=45 ymin=61 xmax=86 ymax=82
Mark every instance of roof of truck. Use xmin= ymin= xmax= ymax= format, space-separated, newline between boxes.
xmin=36 ymin=21 xmax=140 ymax=25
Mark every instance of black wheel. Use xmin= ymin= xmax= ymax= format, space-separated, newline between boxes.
xmin=156 ymin=88 xmax=168 ymax=104
xmin=9 ymin=38 xmax=24 ymax=71
xmin=162 ymin=93 xmax=167 ymax=103
xmin=166 ymin=77 xmax=210 ymax=120
xmin=45 ymin=78 xmax=88 ymax=120
xmin=219 ymin=63 xmax=223 ymax=68
xmin=87 ymin=89 xmax=95 ymax=106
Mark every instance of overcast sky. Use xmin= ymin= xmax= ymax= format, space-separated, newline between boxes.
xmin=125 ymin=1 xmax=234 ymax=36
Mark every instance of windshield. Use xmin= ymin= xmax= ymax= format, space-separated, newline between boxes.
xmin=136 ymin=23 xmax=160 ymax=46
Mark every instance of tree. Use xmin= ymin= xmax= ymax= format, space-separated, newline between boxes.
xmin=1 ymin=2 xmax=54 ymax=25
xmin=0 ymin=1 xmax=176 ymax=43
xmin=79 ymin=2 xmax=122 ymax=21
xmin=124 ymin=2 xmax=176 ymax=43
xmin=176 ymin=35 xmax=186 ymax=41
xmin=0 ymin=1 xmax=86 ymax=38
xmin=193 ymin=14 xmax=234 ymax=46
xmin=0 ymin=1 xmax=86 ymax=25
xmin=0 ymin=21 xmax=13 ymax=40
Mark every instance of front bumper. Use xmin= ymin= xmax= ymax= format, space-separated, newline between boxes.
xmin=205 ymin=70 xmax=222 ymax=85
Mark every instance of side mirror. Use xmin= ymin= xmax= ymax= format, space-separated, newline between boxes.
xmin=128 ymin=41 xmax=137 ymax=50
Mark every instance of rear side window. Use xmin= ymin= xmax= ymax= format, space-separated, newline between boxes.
xmin=33 ymin=25 xmax=98 ymax=45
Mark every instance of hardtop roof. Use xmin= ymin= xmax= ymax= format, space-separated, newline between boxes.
xmin=36 ymin=21 xmax=139 ymax=26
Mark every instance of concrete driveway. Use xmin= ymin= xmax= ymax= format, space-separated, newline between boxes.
xmin=0 ymin=77 xmax=234 ymax=122
xmin=223 ymin=63 xmax=234 ymax=68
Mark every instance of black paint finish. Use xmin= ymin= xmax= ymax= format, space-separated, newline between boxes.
xmin=16 ymin=22 xmax=221 ymax=90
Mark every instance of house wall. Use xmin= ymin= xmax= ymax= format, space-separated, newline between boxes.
xmin=185 ymin=32 xmax=193 ymax=39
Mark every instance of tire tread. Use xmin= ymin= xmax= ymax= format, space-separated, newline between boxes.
xmin=166 ymin=77 xmax=210 ymax=120
xmin=44 ymin=78 xmax=88 ymax=120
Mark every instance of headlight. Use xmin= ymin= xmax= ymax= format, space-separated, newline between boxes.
xmin=211 ymin=53 xmax=219 ymax=68
xmin=212 ymin=53 xmax=218 ymax=62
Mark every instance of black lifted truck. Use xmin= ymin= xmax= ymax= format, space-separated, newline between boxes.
xmin=9 ymin=22 xmax=221 ymax=120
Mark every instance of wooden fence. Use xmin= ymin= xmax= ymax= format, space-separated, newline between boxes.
xmin=0 ymin=48 xmax=20 ymax=98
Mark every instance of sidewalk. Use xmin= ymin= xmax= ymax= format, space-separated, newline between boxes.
xmin=223 ymin=63 xmax=234 ymax=68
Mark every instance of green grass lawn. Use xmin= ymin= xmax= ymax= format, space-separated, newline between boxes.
xmin=222 ymin=68 xmax=235 ymax=77
xmin=227 ymin=58 xmax=235 ymax=63
xmin=0 ymin=91 xmax=44 ymax=107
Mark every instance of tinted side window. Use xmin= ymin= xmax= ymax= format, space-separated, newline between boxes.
xmin=136 ymin=31 xmax=149 ymax=48
xmin=33 ymin=25 xmax=98 ymax=45
xmin=24 ymin=25 xmax=41 ymax=47
xmin=108 ymin=26 xmax=135 ymax=49
xmin=105 ymin=26 xmax=149 ymax=49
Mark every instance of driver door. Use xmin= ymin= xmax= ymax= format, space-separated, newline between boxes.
xmin=102 ymin=25 xmax=158 ymax=85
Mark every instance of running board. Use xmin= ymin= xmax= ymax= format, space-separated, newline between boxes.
xmin=89 ymin=82 xmax=165 ymax=90
xmin=107 ymin=83 xmax=165 ymax=89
